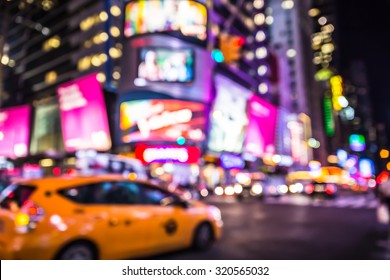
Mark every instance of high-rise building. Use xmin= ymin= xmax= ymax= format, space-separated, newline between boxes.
xmin=1 ymin=0 xmax=124 ymax=103
xmin=0 ymin=0 xmax=124 ymax=157
xmin=266 ymin=0 xmax=323 ymax=165
xmin=209 ymin=0 xmax=269 ymax=96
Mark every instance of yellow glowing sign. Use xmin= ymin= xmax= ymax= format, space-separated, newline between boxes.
xmin=330 ymin=75 xmax=344 ymax=111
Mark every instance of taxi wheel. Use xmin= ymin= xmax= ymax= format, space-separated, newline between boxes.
xmin=56 ymin=241 xmax=97 ymax=260
xmin=193 ymin=223 xmax=213 ymax=250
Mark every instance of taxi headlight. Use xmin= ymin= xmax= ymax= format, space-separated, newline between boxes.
xmin=209 ymin=206 xmax=222 ymax=221
xmin=251 ymin=183 xmax=263 ymax=195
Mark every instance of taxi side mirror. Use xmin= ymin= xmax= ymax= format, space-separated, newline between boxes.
xmin=162 ymin=196 xmax=189 ymax=208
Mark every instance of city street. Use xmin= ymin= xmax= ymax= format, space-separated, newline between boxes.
xmin=2 ymin=0 xmax=390 ymax=264
xmin=153 ymin=193 xmax=390 ymax=260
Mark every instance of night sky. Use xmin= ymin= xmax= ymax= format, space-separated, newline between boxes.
xmin=337 ymin=0 xmax=390 ymax=140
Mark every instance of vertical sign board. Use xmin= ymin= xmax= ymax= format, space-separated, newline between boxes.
xmin=323 ymin=96 xmax=335 ymax=137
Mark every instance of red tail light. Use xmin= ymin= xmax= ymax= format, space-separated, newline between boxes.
xmin=305 ymin=184 xmax=314 ymax=194
xmin=27 ymin=206 xmax=38 ymax=216
xmin=325 ymin=184 xmax=336 ymax=194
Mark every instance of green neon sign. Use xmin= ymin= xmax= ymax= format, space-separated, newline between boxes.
xmin=323 ymin=96 xmax=335 ymax=136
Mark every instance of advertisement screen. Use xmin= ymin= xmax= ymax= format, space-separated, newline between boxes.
xmin=138 ymin=48 xmax=194 ymax=83
xmin=208 ymin=75 xmax=250 ymax=153
xmin=244 ymin=95 xmax=278 ymax=158
xmin=120 ymin=99 xmax=207 ymax=143
xmin=0 ymin=105 xmax=31 ymax=158
xmin=124 ymin=0 xmax=207 ymax=40
xmin=57 ymin=74 xmax=112 ymax=152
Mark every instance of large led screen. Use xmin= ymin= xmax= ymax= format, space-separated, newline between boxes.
xmin=138 ymin=48 xmax=194 ymax=83
xmin=208 ymin=75 xmax=250 ymax=153
xmin=120 ymin=99 xmax=206 ymax=143
xmin=124 ymin=0 xmax=207 ymax=40
xmin=244 ymin=95 xmax=278 ymax=158
xmin=57 ymin=74 xmax=112 ymax=152
xmin=0 ymin=105 xmax=31 ymax=158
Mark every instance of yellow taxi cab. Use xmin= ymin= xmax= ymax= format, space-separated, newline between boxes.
xmin=0 ymin=175 xmax=223 ymax=259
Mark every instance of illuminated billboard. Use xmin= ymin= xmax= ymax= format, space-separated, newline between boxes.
xmin=124 ymin=0 xmax=207 ymax=40
xmin=244 ymin=95 xmax=278 ymax=158
xmin=208 ymin=75 xmax=250 ymax=153
xmin=138 ymin=48 xmax=194 ymax=83
xmin=120 ymin=99 xmax=207 ymax=143
xmin=0 ymin=105 xmax=31 ymax=158
xmin=57 ymin=74 xmax=112 ymax=152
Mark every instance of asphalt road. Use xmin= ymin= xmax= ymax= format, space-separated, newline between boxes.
xmin=151 ymin=194 xmax=390 ymax=260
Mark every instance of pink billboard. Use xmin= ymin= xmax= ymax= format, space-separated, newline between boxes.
xmin=57 ymin=74 xmax=111 ymax=152
xmin=0 ymin=105 xmax=31 ymax=158
xmin=244 ymin=95 xmax=278 ymax=158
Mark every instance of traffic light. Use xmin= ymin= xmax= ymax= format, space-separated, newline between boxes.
xmin=211 ymin=49 xmax=224 ymax=63
xmin=219 ymin=34 xmax=245 ymax=64
xmin=176 ymin=136 xmax=186 ymax=145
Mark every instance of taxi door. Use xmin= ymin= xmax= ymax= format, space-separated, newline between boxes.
xmin=140 ymin=185 xmax=195 ymax=254
xmin=102 ymin=181 xmax=153 ymax=259
xmin=107 ymin=205 xmax=155 ymax=259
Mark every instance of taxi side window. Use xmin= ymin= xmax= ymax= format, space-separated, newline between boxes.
xmin=106 ymin=182 xmax=142 ymax=205
xmin=141 ymin=185 xmax=173 ymax=206
xmin=58 ymin=182 xmax=142 ymax=205
xmin=58 ymin=183 xmax=108 ymax=204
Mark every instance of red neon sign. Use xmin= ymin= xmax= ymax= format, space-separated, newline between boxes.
xmin=135 ymin=145 xmax=201 ymax=164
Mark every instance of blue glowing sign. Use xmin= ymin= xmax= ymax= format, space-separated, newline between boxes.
xmin=220 ymin=153 xmax=245 ymax=169
xmin=349 ymin=134 xmax=366 ymax=152
xmin=359 ymin=158 xmax=375 ymax=178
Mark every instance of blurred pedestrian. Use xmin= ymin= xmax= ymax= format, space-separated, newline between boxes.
xmin=378 ymin=179 xmax=390 ymax=217
xmin=377 ymin=178 xmax=390 ymax=252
